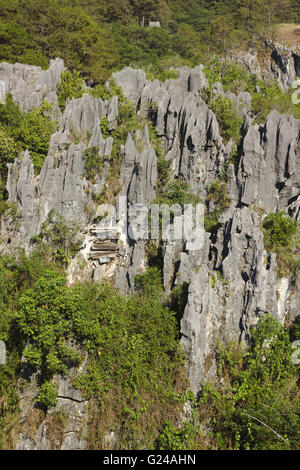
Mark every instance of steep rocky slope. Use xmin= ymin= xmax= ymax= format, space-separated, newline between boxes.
xmin=0 ymin=45 xmax=299 ymax=449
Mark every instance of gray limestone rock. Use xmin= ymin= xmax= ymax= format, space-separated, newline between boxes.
xmin=149 ymin=21 xmax=161 ymax=29
xmin=268 ymin=42 xmax=300 ymax=90
xmin=1 ymin=54 xmax=300 ymax=437
xmin=120 ymin=127 xmax=157 ymax=205
xmin=0 ymin=58 xmax=64 ymax=117
xmin=1 ymin=89 xmax=119 ymax=253
xmin=237 ymin=110 xmax=300 ymax=212
xmin=16 ymin=359 xmax=88 ymax=451
xmin=112 ymin=67 xmax=147 ymax=107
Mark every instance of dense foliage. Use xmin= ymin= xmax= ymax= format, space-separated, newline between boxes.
xmin=57 ymin=69 xmax=85 ymax=111
xmin=0 ymin=1 xmax=299 ymax=83
xmin=0 ymin=94 xmax=56 ymax=210
xmin=198 ymin=314 xmax=300 ymax=450
xmin=0 ymin=0 xmax=300 ymax=452
xmin=155 ymin=180 xmax=200 ymax=207
xmin=210 ymin=95 xmax=243 ymax=143
xmin=0 ymin=242 xmax=299 ymax=449
xmin=30 ymin=210 xmax=82 ymax=266
xmin=204 ymin=58 xmax=300 ymax=124
xmin=0 ymin=251 xmax=189 ymax=448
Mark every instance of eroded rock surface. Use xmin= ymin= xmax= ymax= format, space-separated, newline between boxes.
xmin=0 ymin=58 xmax=64 ymax=117
xmin=1 ymin=52 xmax=300 ymax=446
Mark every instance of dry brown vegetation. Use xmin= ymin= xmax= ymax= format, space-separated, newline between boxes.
xmin=274 ymin=23 xmax=300 ymax=46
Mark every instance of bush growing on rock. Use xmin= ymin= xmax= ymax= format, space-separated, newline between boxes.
xmin=263 ymin=212 xmax=298 ymax=250
xmin=84 ymin=146 xmax=104 ymax=182
xmin=156 ymin=180 xmax=200 ymax=207
xmin=57 ymin=69 xmax=85 ymax=111
xmin=203 ymin=59 xmax=300 ymax=123
xmin=35 ymin=381 xmax=58 ymax=410
xmin=209 ymin=95 xmax=243 ymax=143
xmin=198 ymin=313 xmax=300 ymax=450
xmin=30 ymin=210 xmax=82 ymax=266
xmin=204 ymin=181 xmax=231 ymax=233
xmin=262 ymin=212 xmax=300 ymax=277
xmin=0 ymin=95 xmax=57 ymax=177
xmin=204 ymin=59 xmax=250 ymax=94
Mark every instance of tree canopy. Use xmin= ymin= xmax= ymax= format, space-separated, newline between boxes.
xmin=0 ymin=0 xmax=299 ymax=82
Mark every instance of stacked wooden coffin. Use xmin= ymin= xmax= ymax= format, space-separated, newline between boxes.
xmin=89 ymin=228 xmax=118 ymax=262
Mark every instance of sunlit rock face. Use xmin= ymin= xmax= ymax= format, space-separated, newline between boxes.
xmin=1 ymin=50 xmax=300 ymax=446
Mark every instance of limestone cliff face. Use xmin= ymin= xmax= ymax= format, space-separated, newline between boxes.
xmin=111 ymin=62 xmax=300 ymax=392
xmin=268 ymin=41 xmax=300 ymax=90
xmin=0 ymin=58 xmax=64 ymax=116
xmin=231 ymin=42 xmax=300 ymax=90
xmin=0 ymin=46 xmax=300 ymax=448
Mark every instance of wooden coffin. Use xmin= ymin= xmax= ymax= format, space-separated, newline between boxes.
xmin=90 ymin=229 xmax=117 ymax=240
xmin=89 ymin=251 xmax=116 ymax=260
xmin=90 ymin=240 xmax=117 ymax=252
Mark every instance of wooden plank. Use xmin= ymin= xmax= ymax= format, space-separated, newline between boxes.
xmin=89 ymin=251 xmax=116 ymax=260
xmin=91 ymin=242 xmax=117 ymax=252
xmin=90 ymin=229 xmax=118 ymax=240
xmin=92 ymin=240 xmax=117 ymax=246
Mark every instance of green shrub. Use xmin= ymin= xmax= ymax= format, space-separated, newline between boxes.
xmin=0 ymin=93 xmax=23 ymax=129
xmin=0 ymin=250 xmax=62 ymax=342
xmin=157 ymin=180 xmax=200 ymax=207
xmin=30 ymin=210 xmax=82 ymax=265
xmin=11 ymin=262 xmax=187 ymax=448
xmin=0 ymin=95 xmax=57 ymax=177
xmin=246 ymin=77 xmax=300 ymax=123
xmin=17 ymin=49 xmax=49 ymax=69
xmin=0 ymin=249 xmax=68 ymax=445
xmin=204 ymin=181 xmax=230 ymax=233
xmin=203 ymin=59 xmax=300 ymax=124
xmin=84 ymin=146 xmax=104 ymax=182
xmin=0 ymin=258 xmax=18 ymax=343
xmin=157 ymin=421 xmax=201 ymax=450
xmin=88 ymin=84 xmax=112 ymax=101
xmin=71 ymin=273 xmax=187 ymax=449
xmin=290 ymin=316 xmax=300 ymax=342
xmin=135 ymin=266 xmax=163 ymax=293
xmin=35 ymin=381 xmax=58 ymax=409
xmin=16 ymin=271 xmax=95 ymax=378
xmin=262 ymin=212 xmax=299 ymax=277
xmin=0 ymin=127 xmax=21 ymax=163
xmin=199 ymin=313 xmax=300 ymax=450
xmin=100 ymin=116 xmax=110 ymax=138
xmin=204 ymin=59 xmax=250 ymax=94
xmin=145 ymin=65 xmax=179 ymax=82
xmin=0 ymin=127 xmax=21 ymax=201
xmin=57 ymin=69 xmax=85 ymax=111
xmin=263 ymin=212 xmax=297 ymax=250
xmin=0 ymin=363 xmax=19 ymax=448
xmin=16 ymin=100 xmax=57 ymax=172
xmin=209 ymin=95 xmax=243 ymax=143
xmin=156 ymin=157 xmax=171 ymax=190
